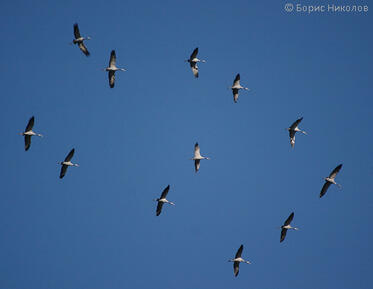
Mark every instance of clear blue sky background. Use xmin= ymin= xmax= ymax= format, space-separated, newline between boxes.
xmin=0 ymin=1 xmax=372 ymax=288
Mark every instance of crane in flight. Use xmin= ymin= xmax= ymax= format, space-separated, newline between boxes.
xmin=186 ymin=47 xmax=206 ymax=78
xmin=230 ymin=74 xmax=249 ymax=103
xmin=287 ymin=117 xmax=307 ymax=148
xmin=19 ymin=116 xmax=43 ymax=151
xmin=191 ymin=143 xmax=210 ymax=172
xmin=72 ymin=23 xmax=91 ymax=56
xmin=154 ymin=185 xmax=175 ymax=216
xmin=59 ymin=149 xmax=79 ymax=179
xmin=320 ymin=164 xmax=343 ymax=198
xmin=280 ymin=212 xmax=299 ymax=243
xmin=104 ymin=50 xmax=126 ymax=88
xmin=228 ymin=244 xmax=251 ymax=277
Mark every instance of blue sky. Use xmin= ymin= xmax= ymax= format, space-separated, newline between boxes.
xmin=0 ymin=1 xmax=372 ymax=288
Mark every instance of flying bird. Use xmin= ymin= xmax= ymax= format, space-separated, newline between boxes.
xmin=230 ymin=74 xmax=249 ymax=103
xmin=320 ymin=164 xmax=343 ymax=198
xmin=186 ymin=47 xmax=206 ymax=78
xmin=280 ymin=212 xmax=299 ymax=243
xmin=287 ymin=117 xmax=307 ymax=148
xmin=19 ymin=116 xmax=43 ymax=151
xmin=228 ymin=244 xmax=251 ymax=277
xmin=72 ymin=23 xmax=91 ymax=56
xmin=191 ymin=142 xmax=210 ymax=172
xmin=59 ymin=148 xmax=79 ymax=179
xmin=154 ymin=185 xmax=175 ymax=216
xmin=104 ymin=50 xmax=126 ymax=88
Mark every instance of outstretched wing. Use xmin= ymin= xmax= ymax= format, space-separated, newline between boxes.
xmin=73 ymin=23 xmax=81 ymax=39
xmin=156 ymin=202 xmax=164 ymax=216
xmin=64 ymin=148 xmax=75 ymax=162
xmin=280 ymin=228 xmax=288 ymax=242
xmin=289 ymin=117 xmax=303 ymax=130
xmin=109 ymin=50 xmax=116 ymax=67
xmin=329 ymin=164 xmax=342 ymax=179
xmin=191 ymin=62 xmax=198 ymax=78
xmin=160 ymin=185 xmax=170 ymax=199
xmin=235 ymin=244 xmax=244 ymax=258
xmin=233 ymin=73 xmax=240 ymax=86
xmin=109 ymin=71 xmax=115 ymax=88
xmin=284 ymin=212 xmax=294 ymax=226
xmin=60 ymin=164 xmax=68 ymax=179
xmin=190 ymin=47 xmax=198 ymax=60
xmin=289 ymin=130 xmax=295 ymax=148
xmin=194 ymin=159 xmax=200 ymax=172
xmin=25 ymin=116 xmax=34 ymax=132
xmin=194 ymin=142 xmax=201 ymax=158
xmin=234 ymin=262 xmax=240 ymax=277
xmin=320 ymin=181 xmax=331 ymax=198
xmin=24 ymin=135 xmax=31 ymax=151
xmin=232 ymin=88 xmax=239 ymax=103
xmin=78 ymin=42 xmax=90 ymax=56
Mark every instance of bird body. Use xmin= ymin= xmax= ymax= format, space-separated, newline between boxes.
xmin=23 ymin=131 xmax=38 ymax=136
xmin=287 ymin=117 xmax=307 ymax=148
xmin=60 ymin=161 xmax=79 ymax=167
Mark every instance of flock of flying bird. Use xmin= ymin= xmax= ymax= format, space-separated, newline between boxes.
xmin=18 ymin=23 xmax=344 ymax=278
